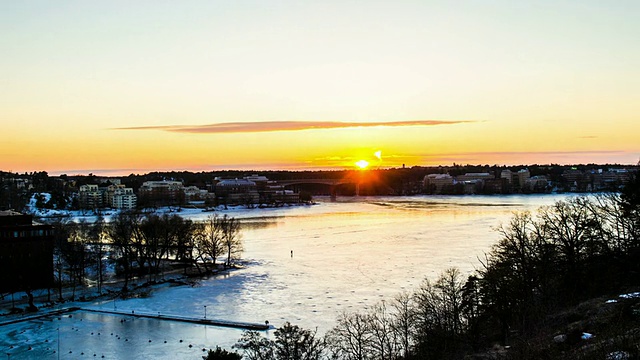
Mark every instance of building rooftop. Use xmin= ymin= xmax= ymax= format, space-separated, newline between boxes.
xmin=0 ymin=211 xmax=34 ymax=227
xmin=217 ymin=179 xmax=257 ymax=186
xmin=0 ymin=210 xmax=23 ymax=217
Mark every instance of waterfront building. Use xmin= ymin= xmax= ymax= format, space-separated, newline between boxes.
xmin=423 ymin=174 xmax=454 ymax=193
xmin=0 ymin=211 xmax=54 ymax=293
xmin=500 ymin=170 xmax=514 ymax=184
xmin=272 ymin=189 xmax=300 ymax=203
xmin=562 ymin=169 xmax=584 ymax=183
xmin=183 ymin=185 xmax=210 ymax=201
xmin=244 ymin=175 xmax=270 ymax=190
xmin=484 ymin=178 xmax=507 ymax=194
xmin=526 ymin=175 xmax=550 ymax=191
xmin=457 ymin=173 xmax=494 ymax=182
xmin=600 ymin=169 xmax=631 ymax=189
xmin=462 ymin=180 xmax=483 ymax=194
xmin=215 ymin=179 xmax=259 ymax=205
xmin=517 ymin=169 xmax=531 ymax=188
xmin=138 ymin=180 xmax=185 ymax=206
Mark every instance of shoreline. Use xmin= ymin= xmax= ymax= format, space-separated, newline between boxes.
xmin=0 ymin=263 xmax=240 ymax=322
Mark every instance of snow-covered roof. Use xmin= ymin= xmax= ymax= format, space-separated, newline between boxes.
xmin=217 ymin=179 xmax=256 ymax=186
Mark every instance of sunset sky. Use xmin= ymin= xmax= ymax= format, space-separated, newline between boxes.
xmin=1 ymin=1 xmax=639 ymax=175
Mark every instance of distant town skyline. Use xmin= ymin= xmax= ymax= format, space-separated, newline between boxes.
xmin=2 ymin=1 xmax=639 ymax=176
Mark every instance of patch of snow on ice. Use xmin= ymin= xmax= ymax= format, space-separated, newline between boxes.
xmin=619 ymin=292 xmax=640 ymax=299
xmin=581 ymin=332 xmax=593 ymax=340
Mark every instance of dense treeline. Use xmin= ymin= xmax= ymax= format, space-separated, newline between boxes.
xmin=207 ymin=173 xmax=640 ymax=360
xmin=44 ymin=212 xmax=243 ymax=298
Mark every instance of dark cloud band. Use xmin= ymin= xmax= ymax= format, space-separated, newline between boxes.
xmin=113 ymin=120 xmax=475 ymax=134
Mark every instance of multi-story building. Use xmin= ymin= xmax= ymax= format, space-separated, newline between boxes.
xmin=78 ymin=184 xmax=103 ymax=209
xmin=138 ymin=180 xmax=184 ymax=206
xmin=484 ymin=178 xmax=507 ymax=194
xmin=500 ymin=170 xmax=514 ymax=184
xmin=0 ymin=211 xmax=54 ymax=293
xmin=183 ymin=186 xmax=210 ymax=201
xmin=423 ymin=174 xmax=454 ymax=193
xmin=244 ymin=175 xmax=270 ymax=190
xmin=112 ymin=188 xmax=137 ymax=210
xmin=461 ymin=180 xmax=483 ymax=194
xmin=526 ymin=175 xmax=550 ymax=191
xmin=139 ymin=180 xmax=184 ymax=193
xmin=517 ymin=169 xmax=531 ymax=189
xmin=457 ymin=173 xmax=494 ymax=182
xmin=215 ymin=179 xmax=259 ymax=205
xmin=271 ymin=189 xmax=300 ymax=203
xmin=103 ymin=184 xmax=126 ymax=207
xmin=562 ymin=169 xmax=584 ymax=184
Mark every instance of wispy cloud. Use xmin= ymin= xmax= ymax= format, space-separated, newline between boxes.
xmin=414 ymin=150 xmax=636 ymax=165
xmin=113 ymin=120 xmax=476 ymax=134
xmin=430 ymin=150 xmax=625 ymax=156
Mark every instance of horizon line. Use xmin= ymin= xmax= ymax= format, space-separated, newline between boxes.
xmin=5 ymin=162 xmax=636 ymax=178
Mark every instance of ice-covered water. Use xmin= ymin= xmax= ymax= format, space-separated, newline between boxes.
xmin=2 ymin=194 xmax=572 ymax=359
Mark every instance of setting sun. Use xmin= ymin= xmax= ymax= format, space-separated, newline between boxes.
xmin=355 ymin=160 xmax=369 ymax=169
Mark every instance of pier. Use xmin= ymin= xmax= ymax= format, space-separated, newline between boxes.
xmin=0 ymin=307 xmax=80 ymax=326
xmin=1 ymin=307 xmax=269 ymax=331
xmin=82 ymin=308 xmax=270 ymax=330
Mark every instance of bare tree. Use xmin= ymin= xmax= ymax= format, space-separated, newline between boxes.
xmin=537 ymin=197 xmax=601 ymax=300
xmin=196 ymin=215 xmax=226 ymax=269
xmin=413 ymin=268 xmax=466 ymax=359
xmin=89 ymin=214 xmax=106 ymax=294
xmin=366 ymin=301 xmax=397 ymax=360
xmin=325 ymin=312 xmax=373 ymax=360
xmin=106 ymin=211 xmax=140 ymax=292
xmin=390 ymin=291 xmax=414 ymax=359
xmin=235 ymin=330 xmax=274 ymax=360
xmin=171 ymin=216 xmax=195 ymax=266
xmin=46 ymin=214 xmax=73 ymax=301
xmin=220 ymin=215 xmax=242 ymax=268
xmin=65 ymin=220 xmax=90 ymax=300
xmin=235 ymin=323 xmax=324 ymax=360
xmin=274 ymin=322 xmax=324 ymax=360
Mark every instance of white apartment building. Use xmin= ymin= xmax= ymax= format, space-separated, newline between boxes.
xmin=78 ymin=184 xmax=102 ymax=209
xmin=139 ymin=180 xmax=184 ymax=193
xmin=183 ymin=186 xmax=210 ymax=201
xmin=112 ymin=188 xmax=137 ymax=210
xmin=104 ymin=184 xmax=126 ymax=207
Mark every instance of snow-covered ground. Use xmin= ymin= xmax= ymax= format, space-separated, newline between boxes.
xmin=26 ymin=192 xmax=318 ymax=223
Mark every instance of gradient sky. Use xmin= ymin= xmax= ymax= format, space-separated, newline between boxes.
xmin=1 ymin=1 xmax=639 ymax=175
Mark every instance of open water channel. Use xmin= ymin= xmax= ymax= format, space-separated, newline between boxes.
xmin=1 ymin=194 xmax=575 ymax=359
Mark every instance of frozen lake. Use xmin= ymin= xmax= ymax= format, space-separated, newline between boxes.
xmin=2 ymin=194 xmax=573 ymax=359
